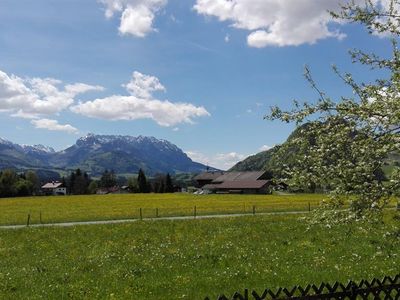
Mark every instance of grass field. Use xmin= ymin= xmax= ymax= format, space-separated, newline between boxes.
xmin=0 ymin=193 xmax=327 ymax=225
xmin=0 ymin=213 xmax=399 ymax=299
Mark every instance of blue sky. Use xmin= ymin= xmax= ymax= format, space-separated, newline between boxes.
xmin=0 ymin=0 xmax=391 ymax=169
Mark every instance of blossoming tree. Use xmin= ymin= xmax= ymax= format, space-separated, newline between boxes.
xmin=265 ymin=0 xmax=400 ymax=218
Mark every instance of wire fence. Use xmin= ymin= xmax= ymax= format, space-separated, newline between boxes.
xmin=205 ymin=274 xmax=400 ymax=300
xmin=8 ymin=201 xmax=400 ymax=226
xmin=20 ymin=202 xmax=317 ymax=226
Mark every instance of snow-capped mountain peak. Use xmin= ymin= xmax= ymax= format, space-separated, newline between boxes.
xmin=33 ymin=144 xmax=55 ymax=153
xmin=0 ymin=137 xmax=13 ymax=146
xmin=21 ymin=144 xmax=55 ymax=153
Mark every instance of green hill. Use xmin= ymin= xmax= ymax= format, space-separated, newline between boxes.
xmin=230 ymin=124 xmax=399 ymax=180
xmin=230 ymin=124 xmax=309 ymax=177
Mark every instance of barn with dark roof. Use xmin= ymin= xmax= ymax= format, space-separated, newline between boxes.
xmin=194 ymin=171 xmax=272 ymax=194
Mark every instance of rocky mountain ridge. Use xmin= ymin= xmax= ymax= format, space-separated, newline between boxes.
xmin=0 ymin=134 xmax=210 ymax=176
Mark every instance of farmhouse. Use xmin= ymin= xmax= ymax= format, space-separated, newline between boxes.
xmin=41 ymin=181 xmax=67 ymax=195
xmin=194 ymin=171 xmax=272 ymax=194
xmin=96 ymin=186 xmax=129 ymax=194
xmin=194 ymin=171 xmax=225 ymax=187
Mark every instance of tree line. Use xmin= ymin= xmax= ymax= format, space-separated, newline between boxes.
xmin=0 ymin=168 xmax=176 ymax=197
xmin=124 ymin=169 xmax=174 ymax=194
xmin=0 ymin=169 xmax=40 ymax=197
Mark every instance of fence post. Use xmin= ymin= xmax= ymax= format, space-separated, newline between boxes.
xmin=156 ymin=208 xmax=159 ymax=218
xmin=27 ymin=214 xmax=30 ymax=226
xmin=252 ymin=205 xmax=256 ymax=215
xmin=140 ymin=208 xmax=143 ymax=220
xmin=350 ymin=281 xmax=357 ymax=300
xmin=244 ymin=289 xmax=249 ymax=300
xmin=194 ymin=206 xmax=197 ymax=218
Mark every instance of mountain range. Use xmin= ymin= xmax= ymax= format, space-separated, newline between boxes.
xmin=0 ymin=134 xmax=210 ymax=177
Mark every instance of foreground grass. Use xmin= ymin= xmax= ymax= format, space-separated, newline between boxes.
xmin=0 ymin=213 xmax=399 ymax=299
xmin=0 ymin=193 xmax=325 ymax=225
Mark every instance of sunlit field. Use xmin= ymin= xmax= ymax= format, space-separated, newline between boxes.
xmin=0 ymin=213 xmax=399 ymax=299
xmin=0 ymin=193 xmax=327 ymax=225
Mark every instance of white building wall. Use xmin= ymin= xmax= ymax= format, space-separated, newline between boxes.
xmin=53 ymin=187 xmax=67 ymax=195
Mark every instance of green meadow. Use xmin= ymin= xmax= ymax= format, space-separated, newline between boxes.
xmin=0 ymin=213 xmax=399 ymax=299
xmin=0 ymin=193 xmax=326 ymax=225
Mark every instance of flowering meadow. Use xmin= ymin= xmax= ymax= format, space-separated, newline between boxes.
xmin=0 ymin=193 xmax=327 ymax=225
xmin=0 ymin=213 xmax=399 ymax=299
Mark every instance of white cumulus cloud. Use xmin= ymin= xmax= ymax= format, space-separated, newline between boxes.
xmin=0 ymin=70 xmax=209 ymax=130
xmin=124 ymin=71 xmax=166 ymax=98
xmin=186 ymin=150 xmax=247 ymax=170
xmin=215 ymin=152 xmax=247 ymax=169
xmin=31 ymin=119 xmax=79 ymax=134
xmin=65 ymin=83 xmax=105 ymax=95
xmin=187 ymin=144 xmax=275 ymax=170
xmin=194 ymin=0 xmax=392 ymax=47
xmin=71 ymin=71 xmax=210 ymax=127
xmin=259 ymin=144 xmax=272 ymax=151
xmin=99 ymin=0 xmax=167 ymax=37
xmin=0 ymin=69 xmax=104 ymax=119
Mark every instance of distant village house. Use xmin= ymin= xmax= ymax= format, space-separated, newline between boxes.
xmin=41 ymin=181 xmax=67 ymax=195
xmin=96 ymin=186 xmax=129 ymax=195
